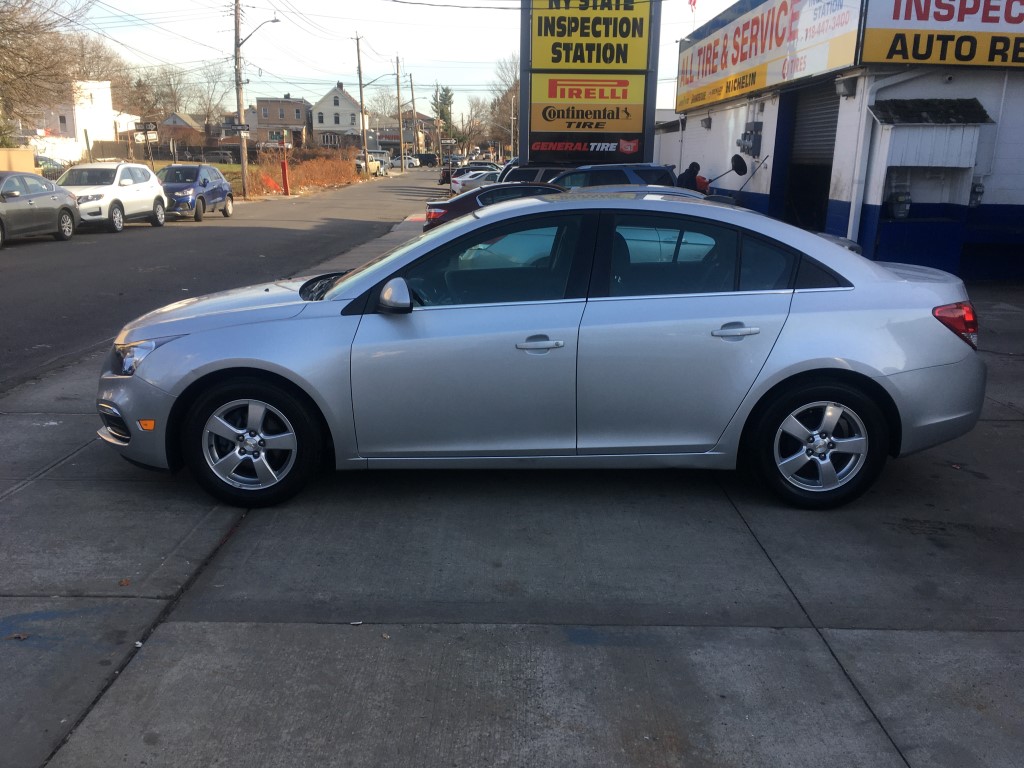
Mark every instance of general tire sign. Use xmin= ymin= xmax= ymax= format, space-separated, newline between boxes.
xmin=522 ymin=0 xmax=660 ymax=164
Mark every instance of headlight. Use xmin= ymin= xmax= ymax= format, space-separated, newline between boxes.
xmin=173 ymin=188 xmax=195 ymax=197
xmin=78 ymin=193 xmax=104 ymax=203
xmin=111 ymin=337 xmax=179 ymax=376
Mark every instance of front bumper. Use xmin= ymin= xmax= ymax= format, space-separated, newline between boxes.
xmin=97 ymin=371 xmax=178 ymax=470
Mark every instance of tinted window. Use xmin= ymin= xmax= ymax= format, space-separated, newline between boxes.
xmin=403 ymin=215 xmax=585 ymax=306
xmin=739 ymin=237 xmax=798 ymax=291
xmin=1 ymin=176 xmax=26 ymax=195
xmin=795 ymin=257 xmax=849 ymax=289
xmin=558 ymin=170 xmax=628 ymax=188
xmin=606 ymin=214 xmax=738 ymax=297
xmin=635 ymin=168 xmax=675 ymax=185
xmin=60 ymin=168 xmax=115 ymax=186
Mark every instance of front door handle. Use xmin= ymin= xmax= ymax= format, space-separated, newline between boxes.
xmin=516 ymin=340 xmax=564 ymax=350
xmin=712 ymin=325 xmax=760 ymax=338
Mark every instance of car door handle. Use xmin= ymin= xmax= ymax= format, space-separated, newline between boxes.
xmin=516 ymin=340 xmax=564 ymax=350
xmin=711 ymin=325 xmax=760 ymax=337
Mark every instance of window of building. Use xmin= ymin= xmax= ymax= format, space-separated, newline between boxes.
xmin=333 ymin=96 xmax=340 ymax=106
xmin=295 ymin=108 xmax=301 ymax=120
xmin=350 ymin=113 xmax=356 ymax=125
xmin=261 ymin=107 xmax=268 ymax=118
xmin=58 ymin=115 xmax=67 ymax=132
xmin=279 ymin=108 xmax=285 ymax=119
xmin=334 ymin=113 xmax=340 ymax=125
xmin=317 ymin=112 xmax=323 ymax=124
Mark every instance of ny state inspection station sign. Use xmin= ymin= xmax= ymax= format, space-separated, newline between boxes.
xmin=524 ymin=0 xmax=659 ymax=164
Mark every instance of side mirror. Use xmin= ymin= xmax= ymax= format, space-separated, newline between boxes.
xmin=119 ymin=177 xmax=134 ymax=186
xmin=378 ymin=277 xmax=413 ymax=314
xmin=1 ymin=189 xmax=21 ymax=199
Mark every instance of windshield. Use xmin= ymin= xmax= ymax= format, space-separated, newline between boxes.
xmin=322 ymin=225 xmax=456 ymax=301
xmin=157 ymin=167 xmax=198 ymax=183
xmin=59 ymin=168 xmax=115 ymax=186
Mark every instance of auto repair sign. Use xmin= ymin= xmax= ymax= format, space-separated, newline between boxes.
xmin=524 ymin=0 xmax=658 ymax=163
xmin=861 ymin=0 xmax=1024 ymax=66
xmin=676 ymin=0 xmax=859 ymax=111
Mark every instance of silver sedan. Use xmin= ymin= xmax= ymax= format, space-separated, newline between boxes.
xmin=97 ymin=192 xmax=986 ymax=509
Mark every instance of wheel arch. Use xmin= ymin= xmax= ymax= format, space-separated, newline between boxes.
xmin=739 ymin=369 xmax=903 ymax=463
xmin=164 ymin=367 xmax=336 ymax=472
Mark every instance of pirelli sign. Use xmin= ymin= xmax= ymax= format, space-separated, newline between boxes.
xmin=861 ymin=0 xmax=1024 ymax=66
xmin=522 ymin=0 xmax=660 ymax=164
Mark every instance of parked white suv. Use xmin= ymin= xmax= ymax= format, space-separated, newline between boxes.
xmin=57 ymin=162 xmax=167 ymax=232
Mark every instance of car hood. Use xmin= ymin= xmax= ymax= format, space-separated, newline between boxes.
xmin=117 ymin=278 xmax=310 ymax=343
xmin=161 ymin=181 xmax=198 ymax=193
xmin=62 ymin=184 xmax=112 ymax=197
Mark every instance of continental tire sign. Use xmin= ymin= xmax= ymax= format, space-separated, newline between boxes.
xmin=862 ymin=0 xmax=1024 ymax=66
xmin=522 ymin=0 xmax=659 ymax=164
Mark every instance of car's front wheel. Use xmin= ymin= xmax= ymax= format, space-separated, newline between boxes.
xmin=182 ymin=378 xmax=323 ymax=507
xmin=193 ymin=197 xmax=205 ymax=222
xmin=749 ymin=382 xmax=889 ymax=509
xmin=151 ymin=199 xmax=165 ymax=227
xmin=107 ymin=203 xmax=124 ymax=233
xmin=54 ymin=209 xmax=75 ymax=240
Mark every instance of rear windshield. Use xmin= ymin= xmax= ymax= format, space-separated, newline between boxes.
xmin=59 ymin=168 xmax=115 ymax=186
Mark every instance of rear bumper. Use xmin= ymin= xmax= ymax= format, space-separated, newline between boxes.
xmin=887 ymin=353 xmax=987 ymax=456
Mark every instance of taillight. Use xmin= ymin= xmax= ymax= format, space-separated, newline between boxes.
xmin=425 ymin=207 xmax=445 ymax=221
xmin=933 ymin=301 xmax=979 ymax=349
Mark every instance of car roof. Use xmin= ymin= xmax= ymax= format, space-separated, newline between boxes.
xmin=568 ymin=184 xmax=703 ymax=199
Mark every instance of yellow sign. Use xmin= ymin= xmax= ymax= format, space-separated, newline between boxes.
xmin=863 ymin=31 xmax=1024 ymax=66
xmin=531 ymin=0 xmax=651 ymax=71
xmin=531 ymin=73 xmax=645 ymax=132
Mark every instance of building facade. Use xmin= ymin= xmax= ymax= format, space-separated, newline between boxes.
xmin=254 ymin=94 xmax=312 ymax=148
xmin=669 ymin=0 xmax=1024 ymax=279
xmin=310 ymin=83 xmax=365 ymax=147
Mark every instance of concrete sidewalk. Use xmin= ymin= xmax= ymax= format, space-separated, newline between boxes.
xmin=1 ymin=213 xmax=1022 ymax=768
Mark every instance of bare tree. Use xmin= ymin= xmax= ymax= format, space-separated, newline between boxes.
xmin=488 ymin=54 xmax=519 ymax=153
xmin=192 ymin=61 xmax=231 ymax=125
xmin=366 ymin=87 xmax=397 ymax=123
xmin=0 ymin=0 xmax=96 ymax=141
xmin=151 ymin=65 xmax=198 ymax=117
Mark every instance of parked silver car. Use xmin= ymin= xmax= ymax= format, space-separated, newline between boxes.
xmin=96 ymin=192 xmax=985 ymax=509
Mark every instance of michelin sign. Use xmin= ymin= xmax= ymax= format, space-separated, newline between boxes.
xmin=523 ymin=0 xmax=660 ymax=164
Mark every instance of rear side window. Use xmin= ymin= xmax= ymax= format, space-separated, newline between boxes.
xmin=558 ymin=169 xmax=628 ymax=188
xmin=635 ymin=168 xmax=675 ymax=185
xmin=739 ymin=236 xmax=798 ymax=291
xmin=795 ymin=257 xmax=851 ymax=289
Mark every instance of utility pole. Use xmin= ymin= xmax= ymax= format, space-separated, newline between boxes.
xmin=408 ymin=74 xmax=419 ymax=155
xmin=395 ymin=56 xmax=404 ymax=172
xmin=356 ymin=35 xmax=370 ymax=179
xmin=234 ymin=0 xmax=248 ymax=199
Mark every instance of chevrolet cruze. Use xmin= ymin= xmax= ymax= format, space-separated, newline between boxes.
xmin=97 ymin=192 xmax=985 ymax=509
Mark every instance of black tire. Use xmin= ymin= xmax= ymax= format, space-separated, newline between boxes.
xmin=54 ymin=209 xmax=75 ymax=241
xmin=0 ymin=221 xmax=6 ymax=249
xmin=193 ymin=197 xmax=205 ymax=222
xmin=151 ymin=199 xmax=165 ymax=227
xmin=748 ymin=382 xmax=889 ymax=509
xmin=108 ymin=203 xmax=125 ymax=233
xmin=221 ymin=195 xmax=233 ymax=217
xmin=182 ymin=378 xmax=323 ymax=507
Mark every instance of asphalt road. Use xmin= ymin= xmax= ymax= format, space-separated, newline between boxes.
xmin=0 ymin=169 xmax=440 ymax=390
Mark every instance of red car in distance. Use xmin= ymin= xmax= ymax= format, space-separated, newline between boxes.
xmin=423 ymin=182 xmax=565 ymax=231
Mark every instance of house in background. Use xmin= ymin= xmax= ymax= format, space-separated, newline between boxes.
xmin=254 ymin=94 xmax=312 ymax=149
xmin=311 ymin=83 xmax=365 ymax=148
xmin=23 ymin=81 xmax=137 ymax=163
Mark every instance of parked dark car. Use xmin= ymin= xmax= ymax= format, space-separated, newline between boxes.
xmin=500 ymin=165 xmax=569 ymax=183
xmin=423 ymin=182 xmax=565 ymax=231
xmin=0 ymin=171 xmax=80 ymax=248
xmin=156 ymin=164 xmax=234 ymax=221
xmin=34 ymin=155 xmax=68 ymax=181
xmin=415 ymin=153 xmax=439 ymax=167
xmin=550 ymin=163 xmax=677 ymax=189
xmin=439 ymin=165 xmax=490 ymax=186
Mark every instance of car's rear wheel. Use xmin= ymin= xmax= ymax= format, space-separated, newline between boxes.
xmin=221 ymin=196 xmax=233 ymax=217
xmin=108 ymin=203 xmax=124 ymax=233
xmin=54 ymin=209 xmax=75 ymax=240
xmin=182 ymin=378 xmax=323 ymax=507
xmin=0 ymin=221 xmax=6 ymax=249
xmin=151 ymin=199 xmax=165 ymax=227
xmin=749 ymin=382 xmax=888 ymax=509
xmin=193 ymin=197 xmax=205 ymax=222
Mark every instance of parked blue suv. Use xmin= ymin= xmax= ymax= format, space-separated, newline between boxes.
xmin=156 ymin=164 xmax=234 ymax=221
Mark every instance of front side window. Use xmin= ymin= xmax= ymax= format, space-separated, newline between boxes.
xmin=21 ymin=175 xmax=51 ymax=194
xmin=402 ymin=215 xmax=587 ymax=307
xmin=1 ymin=176 xmax=26 ymax=196
xmin=605 ymin=214 xmax=739 ymax=297
xmin=129 ymin=167 xmax=151 ymax=184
